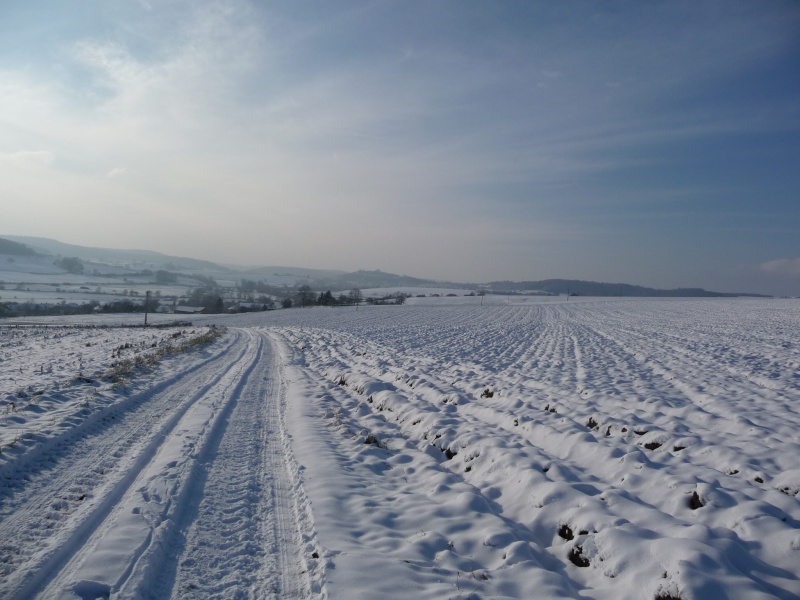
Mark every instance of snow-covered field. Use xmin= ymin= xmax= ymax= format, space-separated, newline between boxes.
xmin=1 ymin=298 xmax=799 ymax=599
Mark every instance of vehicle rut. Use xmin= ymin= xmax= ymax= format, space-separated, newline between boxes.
xmin=154 ymin=331 xmax=309 ymax=599
xmin=0 ymin=330 xmax=250 ymax=598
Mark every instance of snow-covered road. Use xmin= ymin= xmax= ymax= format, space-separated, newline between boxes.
xmin=161 ymin=330 xmax=306 ymax=599
xmin=1 ymin=328 xmax=311 ymax=599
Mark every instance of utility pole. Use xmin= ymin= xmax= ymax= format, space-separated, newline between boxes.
xmin=144 ymin=290 xmax=151 ymax=326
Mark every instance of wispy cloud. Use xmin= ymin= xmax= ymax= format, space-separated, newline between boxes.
xmin=106 ymin=167 xmax=126 ymax=179
xmin=0 ymin=150 xmax=55 ymax=166
xmin=760 ymin=258 xmax=800 ymax=277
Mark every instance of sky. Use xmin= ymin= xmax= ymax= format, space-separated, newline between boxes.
xmin=1 ymin=1 xmax=799 ymax=295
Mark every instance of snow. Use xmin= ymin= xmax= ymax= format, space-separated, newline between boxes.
xmin=1 ymin=298 xmax=799 ymax=599
xmin=360 ymin=286 xmax=474 ymax=298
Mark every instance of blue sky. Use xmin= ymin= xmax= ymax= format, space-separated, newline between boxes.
xmin=1 ymin=1 xmax=799 ymax=295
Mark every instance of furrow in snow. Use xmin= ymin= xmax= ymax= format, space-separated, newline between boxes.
xmin=273 ymin=301 xmax=800 ymax=600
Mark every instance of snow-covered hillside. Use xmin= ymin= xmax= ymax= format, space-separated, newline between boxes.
xmin=1 ymin=298 xmax=798 ymax=599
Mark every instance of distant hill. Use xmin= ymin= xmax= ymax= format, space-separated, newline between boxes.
xmin=240 ymin=267 xmax=450 ymax=291
xmin=487 ymin=279 xmax=769 ymax=298
xmin=242 ymin=265 xmax=347 ymax=282
xmin=2 ymin=236 xmax=230 ymax=272
xmin=333 ymin=270 xmax=442 ymax=290
xmin=2 ymin=236 xmax=769 ymax=297
xmin=0 ymin=237 xmax=38 ymax=256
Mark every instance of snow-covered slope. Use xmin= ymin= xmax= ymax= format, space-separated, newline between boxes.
xmin=238 ymin=298 xmax=800 ymax=599
xmin=1 ymin=298 xmax=798 ymax=599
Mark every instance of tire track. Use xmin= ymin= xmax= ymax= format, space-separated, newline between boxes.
xmin=1 ymin=330 xmax=258 ymax=600
xmin=0 ymin=330 xmax=247 ymax=598
xmin=159 ymin=331 xmax=309 ymax=599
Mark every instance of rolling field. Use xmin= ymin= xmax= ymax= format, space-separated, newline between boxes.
xmin=1 ymin=298 xmax=798 ymax=599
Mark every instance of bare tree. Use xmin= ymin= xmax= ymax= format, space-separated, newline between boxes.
xmin=296 ymin=284 xmax=315 ymax=308
xmin=349 ymin=288 xmax=362 ymax=309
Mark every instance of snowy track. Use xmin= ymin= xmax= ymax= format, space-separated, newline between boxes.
xmin=161 ymin=331 xmax=307 ymax=599
xmin=0 ymin=328 xmax=310 ymax=600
